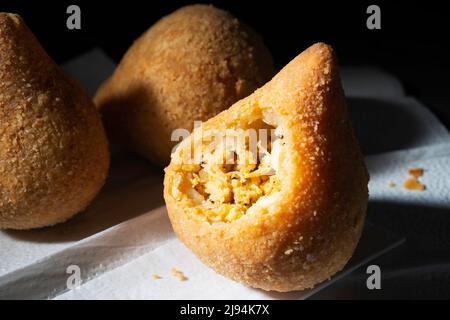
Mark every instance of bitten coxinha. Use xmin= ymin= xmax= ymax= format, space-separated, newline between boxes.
xmin=164 ymin=43 xmax=368 ymax=292
xmin=0 ymin=5 xmax=368 ymax=293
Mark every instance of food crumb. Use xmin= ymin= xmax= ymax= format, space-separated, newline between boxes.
xmin=403 ymin=167 xmax=426 ymax=191
xmin=284 ymin=249 xmax=293 ymax=255
xmin=408 ymin=167 xmax=424 ymax=178
xmin=152 ymin=274 xmax=162 ymax=280
xmin=171 ymin=267 xmax=188 ymax=281
xmin=403 ymin=178 xmax=426 ymax=191
xmin=388 ymin=181 xmax=396 ymax=188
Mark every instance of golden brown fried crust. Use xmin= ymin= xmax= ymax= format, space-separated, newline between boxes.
xmin=164 ymin=43 xmax=369 ymax=292
xmin=0 ymin=13 xmax=110 ymax=230
xmin=94 ymin=4 xmax=274 ymax=166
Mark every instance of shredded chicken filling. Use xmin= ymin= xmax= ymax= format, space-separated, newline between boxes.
xmin=173 ymin=123 xmax=284 ymax=223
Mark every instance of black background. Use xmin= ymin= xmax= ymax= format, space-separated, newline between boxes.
xmin=1 ymin=0 xmax=449 ymax=128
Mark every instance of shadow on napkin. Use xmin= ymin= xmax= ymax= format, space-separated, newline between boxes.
xmin=5 ymin=152 xmax=164 ymax=243
xmin=348 ymin=97 xmax=439 ymax=155
xmin=368 ymin=200 xmax=450 ymax=253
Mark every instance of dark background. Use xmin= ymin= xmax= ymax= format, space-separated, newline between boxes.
xmin=2 ymin=0 xmax=449 ymax=129
xmin=1 ymin=0 xmax=450 ymax=299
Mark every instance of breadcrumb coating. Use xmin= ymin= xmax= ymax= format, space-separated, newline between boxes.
xmin=0 ymin=13 xmax=109 ymax=229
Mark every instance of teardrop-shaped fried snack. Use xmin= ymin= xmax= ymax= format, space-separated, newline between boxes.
xmin=164 ymin=43 xmax=369 ymax=291
xmin=94 ymin=5 xmax=274 ymax=166
xmin=0 ymin=13 xmax=110 ymax=230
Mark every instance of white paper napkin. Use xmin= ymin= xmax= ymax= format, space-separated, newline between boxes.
xmin=0 ymin=48 xmax=447 ymax=299
xmin=54 ymin=221 xmax=402 ymax=300
xmin=55 ymin=143 xmax=450 ymax=300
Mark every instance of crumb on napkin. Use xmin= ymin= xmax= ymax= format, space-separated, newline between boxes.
xmin=403 ymin=178 xmax=426 ymax=191
xmin=408 ymin=167 xmax=424 ymax=178
xmin=403 ymin=167 xmax=426 ymax=191
xmin=171 ymin=267 xmax=188 ymax=281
